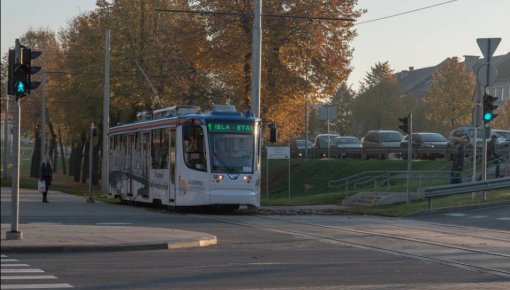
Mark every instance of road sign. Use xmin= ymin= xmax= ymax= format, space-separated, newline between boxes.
xmin=319 ymin=106 xmax=336 ymax=121
xmin=477 ymin=38 xmax=501 ymax=61
xmin=477 ymin=63 xmax=498 ymax=87
xmin=267 ymin=147 xmax=290 ymax=159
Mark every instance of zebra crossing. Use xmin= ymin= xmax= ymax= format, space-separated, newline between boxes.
xmin=1 ymin=254 xmax=73 ymax=289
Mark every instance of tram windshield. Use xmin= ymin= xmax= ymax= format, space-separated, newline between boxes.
xmin=209 ymin=133 xmax=254 ymax=173
xmin=207 ymin=120 xmax=256 ymax=173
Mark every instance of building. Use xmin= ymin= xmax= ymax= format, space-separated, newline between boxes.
xmin=396 ymin=52 xmax=510 ymax=105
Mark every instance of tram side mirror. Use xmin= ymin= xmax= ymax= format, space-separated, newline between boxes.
xmin=268 ymin=123 xmax=277 ymax=143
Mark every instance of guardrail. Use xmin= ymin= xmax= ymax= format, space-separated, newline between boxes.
xmin=420 ymin=177 xmax=510 ymax=209
xmin=293 ymin=147 xmax=467 ymax=160
xmin=328 ymin=170 xmax=452 ymax=199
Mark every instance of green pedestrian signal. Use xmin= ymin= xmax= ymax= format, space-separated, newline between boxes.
xmin=482 ymin=94 xmax=498 ymax=123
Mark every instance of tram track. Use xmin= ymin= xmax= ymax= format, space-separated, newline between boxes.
xmin=197 ymin=214 xmax=510 ymax=279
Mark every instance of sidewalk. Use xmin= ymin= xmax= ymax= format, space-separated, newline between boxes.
xmin=1 ymin=188 xmax=217 ymax=253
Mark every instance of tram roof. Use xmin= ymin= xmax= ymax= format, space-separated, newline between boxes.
xmin=109 ymin=111 xmax=259 ymax=135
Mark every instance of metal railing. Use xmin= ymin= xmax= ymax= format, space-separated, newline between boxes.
xmin=421 ymin=177 xmax=510 ymax=209
xmin=328 ymin=158 xmax=508 ymax=200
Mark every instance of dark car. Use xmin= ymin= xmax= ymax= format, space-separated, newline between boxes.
xmin=362 ymin=130 xmax=403 ymax=159
xmin=400 ymin=132 xmax=448 ymax=160
xmin=290 ymin=139 xmax=314 ymax=158
xmin=334 ymin=136 xmax=362 ymax=158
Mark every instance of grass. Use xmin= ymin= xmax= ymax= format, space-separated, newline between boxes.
xmin=2 ymin=146 xmax=508 ymax=217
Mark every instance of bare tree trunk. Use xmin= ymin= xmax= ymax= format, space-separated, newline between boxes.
xmin=48 ymin=122 xmax=57 ymax=172
xmin=58 ymin=127 xmax=67 ymax=175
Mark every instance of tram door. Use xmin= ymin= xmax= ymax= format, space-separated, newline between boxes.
xmin=169 ymin=129 xmax=176 ymax=204
xmin=128 ymin=134 xmax=135 ymax=195
xmin=141 ymin=131 xmax=151 ymax=198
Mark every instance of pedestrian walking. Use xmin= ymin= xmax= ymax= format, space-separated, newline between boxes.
xmin=450 ymin=141 xmax=464 ymax=184
xmin=40 ymin=154 xmax=53 ymax=203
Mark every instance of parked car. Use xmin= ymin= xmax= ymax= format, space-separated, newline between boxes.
xmin=400 ymin=132 xmax=448 ymax=160
xmin=492 ymin=129 xmax=510 ymax=142
xmin=290 ymin=139 xmax=314 ymax=158
xmin=362 ymin=130 xmax=403 ymax=159
xmin=334 ymin=136 xmax=362 ymax=158
xmin=314 ymin=134 xmax=339 ymax=149
xmin=492 ymin=129 xmax=510 ymax=159
xmin=447 ymin=127 xmax=484 ymax=149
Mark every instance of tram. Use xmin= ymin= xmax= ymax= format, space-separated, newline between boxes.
xmin=108 ymin=104 xmax=262 ymax=210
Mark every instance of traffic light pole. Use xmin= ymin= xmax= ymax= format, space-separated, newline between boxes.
xmin=406 ymin=114 xmax=412 ymax=204
xmin=6 ymin=39 xmax=22 ymax=240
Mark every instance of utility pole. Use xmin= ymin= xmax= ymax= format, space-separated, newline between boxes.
xmin=102 ymin=29 xmax=110 ymax=194
xmin=40 ymin=70 xmax=46 ymax=159
xmin=250 ymin=0 xmax=262 ymax=118
xmin=2 ymin=93 xmax=9 ymax=181
xmin=88 ymin=122 xmax=96 ymax=203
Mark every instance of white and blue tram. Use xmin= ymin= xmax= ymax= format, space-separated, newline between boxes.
xmin=108 ymin=105 xmax=262 ymax=210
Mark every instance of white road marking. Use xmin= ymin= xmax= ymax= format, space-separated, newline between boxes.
xmin=1 ymin=276 xmax=57 ymax=280
xmin=468 ymin=215 xmax=488 ymax=219
xmin=0 ymin=264 xmax=29 ymax=267
xmin=27 ymin=222 xmax=63 ymax=225
xmin=0 ymin=283 xmax=73 ymax=289
xmin=1 ymin=269 xmax=44 ymax=273
xmin=95 ymin=222 xmax=132 ymax=225
xmin=1 ymin=259 xmax=18 ymax=262
xmin=0 ymin=255 xmax=6 ymax=258
xmin=496 ymin=217 xmax=510 ymax=221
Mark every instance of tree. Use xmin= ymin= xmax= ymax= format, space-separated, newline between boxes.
xmin=424 ymin=57 xmax=475 ymax=133
xmin=352 ymin=62 xmax=403 ymax=135
xmin=329 ymin=82 xmax=355 ymax=135
xmin=493 ymin=99 xmax=510 ymax=130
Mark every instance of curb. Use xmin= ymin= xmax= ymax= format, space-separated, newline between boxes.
xmin=0 ymin=237 xmax=218 ymax=253
xmin=405 ymin=200 xmax=510 ymax=217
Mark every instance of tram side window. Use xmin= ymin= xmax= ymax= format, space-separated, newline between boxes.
xmin=183 ymin=123 xmax=206 ymax=171
xmin=151 ymin=129 xmax=169 ymax=169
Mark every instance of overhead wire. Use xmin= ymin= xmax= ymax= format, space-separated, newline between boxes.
xmin=356 ymin=0 xmax=459 ymax=25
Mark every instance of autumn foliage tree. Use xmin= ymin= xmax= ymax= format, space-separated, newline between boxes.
xmin=424 ymin=57 xmax=476 ymax=134
xmin=352 ymin=62 xmax=404 ymax=135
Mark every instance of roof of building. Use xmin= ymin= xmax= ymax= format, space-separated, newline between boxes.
xmin=396 ymin=52 xmax=510 ymax=97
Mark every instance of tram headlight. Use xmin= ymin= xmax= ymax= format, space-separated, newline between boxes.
xmin=243 ymin=175 xmax=252 ymax=183
xmin=213 ymin=174 xmax=224 ymax=182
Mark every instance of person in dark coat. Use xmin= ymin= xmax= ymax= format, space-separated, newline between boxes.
xmin=40 ymin=154 xmax=53 ymax=203
xmin=487 ymin=135 xmax=501 ymax=178
xmin=450 ymin=141 xmax=464 ymax=184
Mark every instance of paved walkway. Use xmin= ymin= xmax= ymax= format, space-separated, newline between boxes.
xmin=1 ymin=188 xmax=217 ymax=253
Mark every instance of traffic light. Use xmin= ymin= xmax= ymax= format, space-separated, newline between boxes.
xmin=268 ymin=123 xmax=277 ymax=143
xmin=483 ymin=94 xmax=499 ymax=123
xmin=13 ymin=60 xmax=29 ymax=98
xmin=7 ymin=49 xmax=15 ymax=95
xmin=22 ymin=47 xmax=42 ymax=94
xmin=398 ymin=115 xmax=410 ymax=134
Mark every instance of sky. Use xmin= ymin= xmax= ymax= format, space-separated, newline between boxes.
xmin=2 ymin=0 xmax=509 ymax=91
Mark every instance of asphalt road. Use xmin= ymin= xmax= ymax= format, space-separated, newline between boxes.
xmin=2 ymin=190 xmax=509 ymax=289
xmin=409 ymin=203 xmax=510 ymax=231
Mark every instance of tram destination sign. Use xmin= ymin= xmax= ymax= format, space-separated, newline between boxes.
xmin=207 ymin=121 xmax=254 ymax=133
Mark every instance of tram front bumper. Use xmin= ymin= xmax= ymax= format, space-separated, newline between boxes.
xmin=208 ymin=189 xmax=259 ymax=207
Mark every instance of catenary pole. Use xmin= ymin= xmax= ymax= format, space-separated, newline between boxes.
xmin=2 ymin=91 xmax=9 ymax=181
xmin=40 ymin=71 xmax=46 ymax=159
xmin=102 ymin=29 xmax=110 ymax=194
xmin=250 ymin=0 xmax=262 ymax=117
